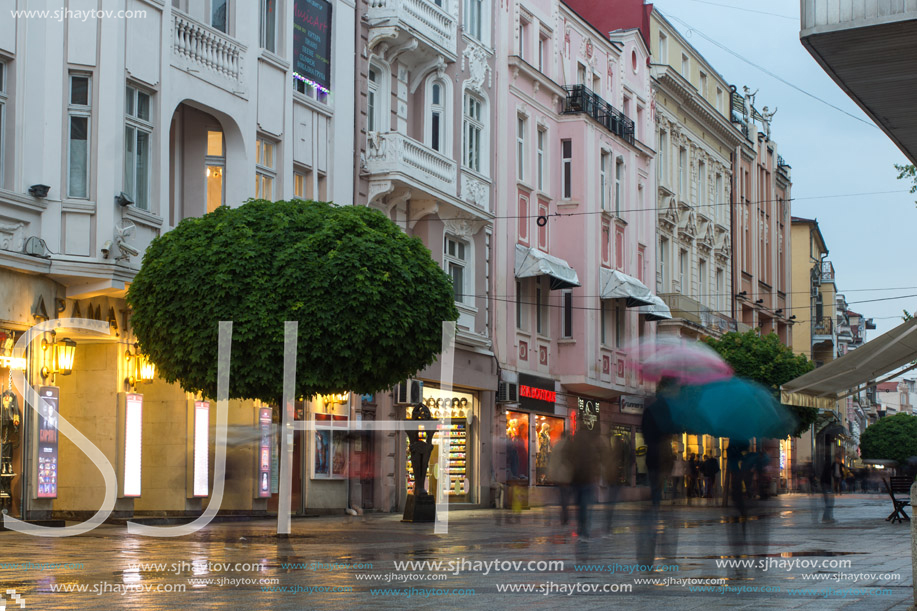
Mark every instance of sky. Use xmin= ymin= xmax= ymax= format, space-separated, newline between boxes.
xmin=650 ymin=0 xmax=917 ymax=341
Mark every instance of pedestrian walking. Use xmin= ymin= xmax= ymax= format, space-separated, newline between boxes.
xmin=702 ymin=454 xmax=720 ymax=499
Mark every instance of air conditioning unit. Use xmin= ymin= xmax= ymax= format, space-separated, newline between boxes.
xmin=394 ymin=379 xmax=423 ymax=405
xmin=496 ymin=381 xmax=518 ymax=403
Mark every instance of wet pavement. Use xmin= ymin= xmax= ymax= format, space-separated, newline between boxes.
xmin=0 ymin=493 xmax=911 ymax=610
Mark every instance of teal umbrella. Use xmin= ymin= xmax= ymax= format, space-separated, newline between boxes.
xmin=665 ymin=377 xmax=797 ymax=440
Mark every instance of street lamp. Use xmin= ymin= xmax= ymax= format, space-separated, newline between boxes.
xmin=125 ymin=346 xmax=156 ymax=389
xmin=40 ymin=337 xmax=76 ymax=380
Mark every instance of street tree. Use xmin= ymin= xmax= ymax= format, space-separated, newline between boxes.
xmin=895 ymin=163 xmax=917 ymax=206
xmin=860 ymin=412 xmax=917 ymax=466
xmin=703 ymin=330 xmax=818 ymax=436
xmin=127 ymin=199 xmax=459 ymax=404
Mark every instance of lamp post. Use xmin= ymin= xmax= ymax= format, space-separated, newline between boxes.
xmin=39 ymin=337 xmax=76 ymax=380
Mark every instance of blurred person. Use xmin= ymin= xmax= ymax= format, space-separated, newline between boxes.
xmin=820 ymin=455 xmax=837 ymax=523
xmin=702 ymin=453 xmax=720 ymax=499
xmin=670 ymin=444 xmax=685 ymax=501
xmin=637 ymin=379 xmax=679 ymax=564
xmin=687 ymin=453 xmax=698 ymax=498
xmin=601 ymin=434 xmax=625 ymax=533
xmin=569 ymin=427 xmax=603 ymax=538
xmin=831 ymin=453 xmax=845 ymax=495
xmin=548 ymin=431 xmax=573 ymax=526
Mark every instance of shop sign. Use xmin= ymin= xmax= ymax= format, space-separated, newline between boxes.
xmin=518 ymin=374 xmax=557 ymax=413
xmin=192 ymin=400 xmax=210 ymax=497
xmin=123 ymin=394 xmax=143 ymax=497
xmin=620 ymin=395 xmax=645 ymax=415
xmin=293 ymin=0 xmax=333 ymax=93
xmin=257 ymin=408 xmax=272 ymax=498
xmin=36 ymin=386 xmax=59 ymax=499
xmin=577 ymin=397 xmax=600 ymax=431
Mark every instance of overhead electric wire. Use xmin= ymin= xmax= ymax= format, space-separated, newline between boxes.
xmin=660 ymin=13 xmax=878 ymax=128
xmin=415 ymin=189 xmax=910 ymax=223
xmin=666 ymin=0 xmax=796 ymax=20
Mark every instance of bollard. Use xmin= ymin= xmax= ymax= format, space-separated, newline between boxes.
xmin=911 ymin=480 xmax=917 ymax=610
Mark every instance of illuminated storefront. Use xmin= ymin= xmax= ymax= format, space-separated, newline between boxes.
xmin=508 ymin=375 xmax=566 ymax=488
xmin=404 ymin=386 xmax=478 ymax=503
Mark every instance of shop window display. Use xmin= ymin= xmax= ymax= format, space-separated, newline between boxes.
xmin=534 ymin=415 xmax=563 ymax=485
xmin=505 ymin=411 xmax=529 ymax=481
xmin=611 ymin=425 xmax=633 ymax=486
xmin=405 ymin=394 xmax=471 ymax=500
xmin=313 ymin=413 xmax=348 ymax=479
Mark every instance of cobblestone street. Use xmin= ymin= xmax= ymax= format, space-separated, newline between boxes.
xmin=0 ymin=493 xmax=910 ymax=610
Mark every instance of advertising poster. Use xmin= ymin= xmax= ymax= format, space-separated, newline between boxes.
xmin=123 ymin=393 xmax=143 ymax=497
xmin=36 ymin=386 xmax=59 ymax=499
xmin=293 ymin=0 xmax=333 ymax=92
xmin=314 ymin=429 xmax=330 ymax=476
xmin=192 ymin=400 xmax=210 ymax=497
xmin=258 ymin=407 xmax=272 ymax=498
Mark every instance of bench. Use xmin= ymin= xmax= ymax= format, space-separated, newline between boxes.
xmin=884 ymin=477 xmax=912 ymax=523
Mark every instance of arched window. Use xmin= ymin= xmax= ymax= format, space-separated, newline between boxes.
xmin=462 ymin=90 xmax=489 ymax=175
xmin=425 ymin=77 xmax=451 ymax=154
xmin=368 ymin=64 xmax=382 ymax=133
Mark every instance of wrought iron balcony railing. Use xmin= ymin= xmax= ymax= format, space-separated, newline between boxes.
xmin=562 ymin=85 xmax=635 ymax=145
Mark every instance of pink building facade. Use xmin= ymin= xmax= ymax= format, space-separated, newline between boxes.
xmin=492 ymin=0 xmax=658 ymax=499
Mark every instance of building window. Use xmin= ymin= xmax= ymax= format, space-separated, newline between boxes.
xmin=537 ymin=200 xmax=548 ymax=250
xmin=317 ymin=172 xmax=327 ymax=200
xmin=518 ymin=193 xmax=529 ymax=243
xmin=0 ymin=60 xmax=7 ymax=188
xmin=698 ymin=258 xmax=707 ymax=301
xmin=601 ymin=221 xmax=610 ymax=266
xmin=536 ymin=128 xmax=545 ymax=190
xmin=658 ymin=32 xmax=668 ymax=63
xmin=600 ymin=301 xmax=607 ymax=345
xmin=715 ymin=173 xmax=723 ymax=221
xmin=368 ymin=65 xmax=381 ymax=133
xmin=124 ymin=85 xmax=152 ymax=211
xmin=465 ymin=0 xmax=483 ymax=41
xmin=678 ymin=147 xmax=687 ymax=196
xmin=562 ymin=291 xmax=573 ymax=338
xmin=260 ymin=0 xmax=277 ymax=53
xmin=429 ymin=79 xmax=446 ymax=152
xmin=699 ymin=71 xmax=707 ymax=97
xmin=444 ymin=236 xmax=467 ymax=303
xmin=68 ymin=73 xmax=92 ymax=199
xmin=615 ymin=157 xmax=624 ymax=216
xmin=637 ymin=246 xmax=645 ymax=283
xmin=600 ymin=151 xmax=609 ymax=211
xmin=561 ymin=139 xmax=572 ymax=199
xmin=615 ymin=303 xmax=624 ymax=348
xmin=463 ymin=93 xmax=483 ymax=172
xmin=255 ymin=137 xmax=275 ymax=200
xmin=536 ymin=277 xmax=548 ymax=336
xmin=716 ymin=268 xmax=724 ymax=311
xmin=516 ymin=280 xmax=526 ymax=330
xmin=518 ymin=16 xmax=529 ymax=59
xmin=697 ymin=160 xmax=706 ymax=206
xmin=206 ymin=130 xmax=225 ymax=212
xmin=716 ymin=87 xmax=723 ymax=112
xmin=681 ymin=53 xmax=689 ymax=77
xmin=577 ymin=63 xmax=587 ymax=85
xmin=294 ymin=168 xmax=316 ymax=200
xmin=211 ymin=0 xmax=228 ymax=33
xmin=659 ymin=237 xmax=668 ymax=290
xmin=516 ymin=115 xmax=526 ymax=181
xmin=657 ymin=130 xmax=667 ymax=185
xmin=538 ymin=33 xmax=549 ymax=73
xmin=679 ymin=248 xmax=687 ymax=292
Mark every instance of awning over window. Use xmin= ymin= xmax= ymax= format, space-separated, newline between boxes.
xmin=637 ymin=295 xmax=673 ymax=321
xmin=600 ymin=268 xmax=654 ymax=307
xmin=514 ymin=244 xmax=581 ymax=290
xmin=781 ymin=317 xmax=917 ymax=408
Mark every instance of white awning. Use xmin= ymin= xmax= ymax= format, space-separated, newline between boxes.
xmin=514 ymin=244 xmax=581 ymax=290
xmin=637 ymin=295 xmax=673 ymax=321
xmin=781 ymin=317 xmax=917 ymax=409
xmin=600 ymin=268 xmax=654 ymax=307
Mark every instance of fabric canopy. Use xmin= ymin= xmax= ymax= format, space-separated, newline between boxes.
xmin=781 ymin=316 xmax=917 ymax=408
xmin=514 ymin=244 xmax=581 ymax=290
xmin=600 ymin=268 xmax=654 ymax=307
xmin=637 ymin=295 xmax=673 ymax=321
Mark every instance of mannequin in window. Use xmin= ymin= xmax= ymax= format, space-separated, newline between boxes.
xmin=1 ymin=390 xmax=21 ymax=486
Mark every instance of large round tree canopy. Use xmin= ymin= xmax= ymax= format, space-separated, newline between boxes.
xmin=860 ymin=412 xmax=917 ymax=466
xmin=127 ymin=199 xmax=459 ymax=404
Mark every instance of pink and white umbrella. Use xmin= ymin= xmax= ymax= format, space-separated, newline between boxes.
xmin=630 ymin=337 xmax=733 ymax=386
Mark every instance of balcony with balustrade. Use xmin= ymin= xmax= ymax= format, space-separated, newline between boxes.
xmin=171 ymin=11 xmax=247 ymax=95
xmin=562 ymin=85 xmax=635 ymax=145
xmin=658 ymin=293 xmax=737 ymax=338
xmin=365 ymin=131 xmax=457 ymax=200
xmin=366 ymin=0 xmax=457 ymax=67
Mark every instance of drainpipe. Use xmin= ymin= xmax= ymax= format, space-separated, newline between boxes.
xmin=730 ymin=151 xmax=737 ymax=324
